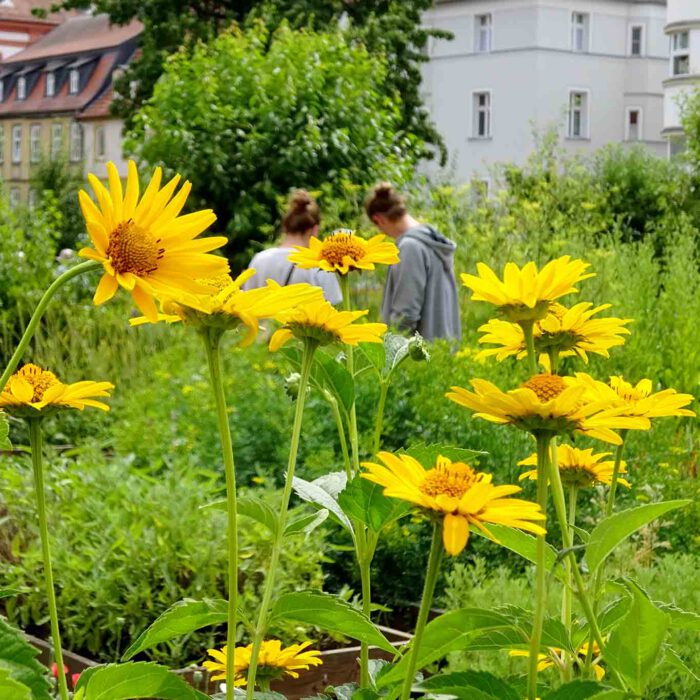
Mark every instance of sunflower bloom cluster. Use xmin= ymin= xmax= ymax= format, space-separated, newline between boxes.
xmin=361 ymin=453 xmax=545 ymax=555
xmin=79 ymin=160 xmax=228 ymax=321
xmin=204 ymin=640 xmax=322 ymax=686
xmin=289 ymin=230 xmax=399 ymax=275
xmin=0 ymin=364 xmax=113 ymax=416
xmin=518 ymin=445 xmax=630 ymax=489
xmin=509 ymin=641 xmax=605 ymax=681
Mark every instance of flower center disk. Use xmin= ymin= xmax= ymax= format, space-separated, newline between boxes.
xmin=321 ymin=234 xmax=366 ymax=266
xmin=18 ymin=364 xmax=60 ymax=401
xmin=420 ymin=462 xmax=478 ymax=499
xmin=107 ymin=220 xmax=165 ymax=276
xmin=522 ymin=373 xmax=566 ymax=402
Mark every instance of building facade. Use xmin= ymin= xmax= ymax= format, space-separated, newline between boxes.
xmin=662 ymin=0 xmax=700 ymax=154
xmin=422 ymin=0 xmax=668 ymax=182
xmin=0 ymin=13 xmax=141 ymax=206
xmin=0 ymin=1 xmax=63 ymax=60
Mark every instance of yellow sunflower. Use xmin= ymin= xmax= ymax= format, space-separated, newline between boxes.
xmin=131 ymin=270 xmax=323 ymax=346
xmin=269 ymin=299 xmax=386 ymax=351
xmin=0 ymin=364 xmax=113 ymax=416
xmin=446 ymin=373 xmax=650 ymax=444
xmin=78 ymin=160 xmax=229 ymax=321
xmin=203 ymin=640 xmax=322 ymax=686
xmin=461 ymin=256 xmax=594 ymax=322
xmin=361 ymin=453 xmax=545 ymax=555
xmin=518 ymin=444 xmax=630 ymax=489
xmin=509 ymin=641 xmax=605 ymax=680
xmin=288 ymin=230 xmax=399 ymax=275
xmin=476 ymin=302 xmax=631 ymax=364
xmin=574 ymin=374 xmax=696 ymax=421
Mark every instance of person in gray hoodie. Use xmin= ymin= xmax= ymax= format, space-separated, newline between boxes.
xmin=365 ymin=182 xmax=462 ymax=342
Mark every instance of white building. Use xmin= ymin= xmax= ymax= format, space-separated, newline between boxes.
xmin=422 ymin=0 xmax=669 ymax=182
xmin=663 ymin=0 xmax=700 ymax=154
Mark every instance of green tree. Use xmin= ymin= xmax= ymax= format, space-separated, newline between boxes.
xmin=126 ymin=22 xmax=422 ymax=265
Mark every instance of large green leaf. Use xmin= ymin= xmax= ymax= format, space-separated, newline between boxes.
xmin=0 ymin=617 xmax=51 ymax=700
xmin=403 ymin=443 xmax=486 ymax=466
xmin=0 ymin=670 xmax=31 ymax=700
xmin=585 ymin=500 xmax=690 ymax=572
xmin=543 ymin=680 xmax=629 ymax=699
xmin=0 ymin=411 xmax=10 ymax=450
xmin=605 ymin=581 xmax=669 ymax=695
xmin=416 ymin=671 xmax=520 ymax=700
xmin=292 ymin=475 xmax=352 ymax=531
xmin=122 ymin=599 xmax=228 ymax=660
xmin=377 ymin=608 xmax=515 ymax=687
xmin=75 ymin=662 xmax=208 ymax=700
xmin=337 ymin=476 xmax=411 ymax=533
xmin=284 ymin=508 xmax=329 ymax=536
xmin=656 ymin=601 xmax=700 ymax=631
xmin=270 ymin=591 xmax=395 ymax=653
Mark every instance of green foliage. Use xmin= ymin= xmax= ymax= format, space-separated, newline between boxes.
xmin=127 ymin=22 xmax=421 ymax=265
xmin=0 ymin=616 xmax=51 ymax=699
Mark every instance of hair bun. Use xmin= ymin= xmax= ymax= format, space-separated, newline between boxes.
xmin=373 ymin=182 xmax=395 ymax=200
xmin=283 ymin=190 xmax=320 ymax=234
xmin=289 ymin=190 xmax=313 ymax=213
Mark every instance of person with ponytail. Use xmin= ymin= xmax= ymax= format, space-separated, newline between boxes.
xmin=365 ymin=182 xmax=461 ymax=342
xmin=243 ymin=190 xmax=342 ymax=304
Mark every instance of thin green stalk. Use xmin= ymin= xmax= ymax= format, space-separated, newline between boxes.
xmin=1 ymin=260 xmax=100 ymax=391
xmin=521 ymin=320 xmax=538 ymax=376
xmin=28 ymin=419 xmax=69 ymax=700
xmin=338 ymin=274 xmax=360 ymax=474
xmin=527 ymin=433 xmax=551 ymax=700
xmin=202 ymin=328 xmax=238 ymax=700
xmin=372 ymin=380 xmax=389 ymax=456
xmin=328 ymin=395 xmax=352 ymax=480
xmin=549 ymin=347 xmax=560 ymax=374
xmin=246 ymin=340 xmax=317 ymax=697
xmin=560 ymin=483 xmax=578 ymax=682
xmin=359 ymin=549 xmax=373 ymax=687
xmin=605 ymin=438 xmax=627 ymax=517
xmin=400 ymin=522 xmax=443 ymax=700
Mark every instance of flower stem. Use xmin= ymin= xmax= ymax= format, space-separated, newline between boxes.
xmin=372 ymin=380 xmax=389 ymax=456
xmin=359 ymin=547 xmax=373 ymax=688
xmin=605 ymin=437 xmax=627 ymax=517
xmin=0 ymin=260 xmax=100 ymax=392
xmin=527 ymin=433 xmax=551 ymax=700
xmin=201 ymin=328 xmax=239 ymax=700
xmin=27 ymin=418 xmax=69 ymax=700
xmin=521 ymin=320 xmax=538 ymax=377
xmin=560 ymin=483 xmax=578 ymax=681
xmin=400 ymin=522 xmax=443 ymax=700
xmin=328 ymin=395 xmax=352 ymax=480
xmin=246 ymin=339 xmax=317 ymax=697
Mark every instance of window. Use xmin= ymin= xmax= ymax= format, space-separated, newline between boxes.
xmin=626 ymin=108 xmax=642 ymax=141
xmin=51 ymin=123 xmax=62 ymax=158
xmin=11 ymin=123 xmax=21 ymax=162
xmin=0 ymin=126 xmax=4 ymax=163
xmin=30 ymin=123 xmax=41 ymax=162
xmin=671 ymin=31 xmax=690 ymax=76
xmin=16 ymin=76 xmax=26 ymax=100
xmin=0 ymin=80 xmax=4 ymax=101
xmin=475 ymin=14 xmax=492 ymax=53
xmin=630 ymin=25 xmax=644 ymax=56
xmin=70 ymin=122 xmax=83 ymax=161
xmin=669 ymin=135 xmax=687 ymax=159
xmin=28 ymin=188 xmax=38 ymax=211
xmin=69 ymin=68 xmax=79 ymax=94
xmin=95 ymin=125 xmax=106 ymax=160
xmin=571 ymin=12 xmax=589 ymax=53
xmin=472 ymin=91 xmax=491 ymax=138
xmin=9 ymin=187 xmax=21 ymax=210
xmin=568 ymin=91 xmax=589 ymax=138
xmin=46 ymin=71 xmax=55 ymax=97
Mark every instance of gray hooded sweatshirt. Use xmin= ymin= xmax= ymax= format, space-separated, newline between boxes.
xmin=381 ymin=224 xmax=462 ymax=342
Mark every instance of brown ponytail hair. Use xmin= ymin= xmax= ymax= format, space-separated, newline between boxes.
xmin=282 ymin=190 xmax=320 ymax=235
xmin=364 ymin=182 xmax=407 ymax=222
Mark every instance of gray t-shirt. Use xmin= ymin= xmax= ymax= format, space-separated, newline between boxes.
xmin=242 ymin=247 xmax=342 ymax=305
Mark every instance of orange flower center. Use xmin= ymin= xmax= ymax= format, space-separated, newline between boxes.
xmin=107 ymin=220 xmax=165 ymax=276
xmin=16 ymin=364 xmax=60 ymax=401
xmin=419 ymin=461 xmax=479 ymax=500
xmin=522 ymin=373 xmax=566 ymax=402
xmin=320 ymin=234 xmax=366 ymax=266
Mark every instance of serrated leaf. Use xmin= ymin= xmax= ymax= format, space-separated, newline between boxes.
xmin=293 ymin=475 xmax=352 ymax=531
xmin=75 ymin=662 xmax=208 ymax=699
xmin=337 ymin=476 xmax=411 ymax=533
xmin=543 ymin=680 xmax=627 ymax=700
xmin=284 ymin=508 xmax=329 ymax=536
xmin=122 ymin=599 xmax=228 ymax=660
xmin=586 ymin=500 xmax=690 ymax=572
xmin=656 ymin=601 xmax=700 ymax=631
xmin=0 ymin=670 xmax=31 ymax=700
xmin=605 ymin=580 xmax=669 ymax=695
xmin=661 ymin=646 xmax=700 ymax=681
xmin=417 ymin=670 xmax=520 ymax=700
xmin=270 ymin=591 xmax=395 ymax=653
xmin=377 ymin=608 xmax=515 ymax=687
xmin=0 ymin=617 xmax=51 ymax=699
xmin=403 ymin=443 xmax=486 ymax=466
xmin=383 ymin=333 xmax=411 ymax=374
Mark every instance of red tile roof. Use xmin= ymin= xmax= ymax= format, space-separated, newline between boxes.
xmin=78 ymin=81 xmax=113 ymax=119
xmin=0 ymin=1 xmax=75 ymax=25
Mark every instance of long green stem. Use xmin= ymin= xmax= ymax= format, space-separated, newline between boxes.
xmin=560 ymin=483 xmax=578 ymax=681
xmin=359 ymin=548 xmax=373 ymax=687
xmin=28 ymin=419 xmax=69 ymax=700
xmin=605 ymin=438 xmax=627 ymax=517
xmin=521 ymin=321 xmax=538 ymax=377
xmin=400 ymin=522 xmax=443 ymax=700
xmin=339 ymin=275 xmax=360 ymax=474
xmin=372 ymin=380 xmax=389 ymax=456
xmin=1 ymin=260 xmax=99 ymax=391
xmin=246 ymin=340 xmax=317 ymax=697
xmin=328 ymin=395 xmax=352 ymax=480
xmin=202 ymin=328 xmax=238 ymax=700
xmin=527 ymin=433 xmax=551 ymax=700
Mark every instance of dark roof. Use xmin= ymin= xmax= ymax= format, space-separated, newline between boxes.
xmin=3 ymin=13 xmax=142 ymax=63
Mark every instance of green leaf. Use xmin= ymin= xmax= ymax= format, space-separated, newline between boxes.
xmin=0 ymin=411 xmax=10 ymax=450
xmin=0 ymin=589 xmax=22 ymax=599
xmin=357 ymin=343 xmax=384 ymax=375
xmin=292 ymin=475 xmax=352 ymax=531
xmin=0 ymin=617 xmax=51 ymax=700
xmin=270 ymin=591 xmax=395 ymax=653
xmin=383 ymin=333 xmax=411 ymax=375
xmin=403 ymin=443 xmax=486 ymax=466
xmin=605 ymin=580 xmax=669 ymax=695
xmin=543 ymin=680 xmax=629 ymax=700
xmin=656 ymin=601 xmax=700 ymax=631
xmin=0 ymin=670 xmax=31 ymax=700
xmin=575 ymin=597 xmax=631 ymax=647
xmin=75 ymin=662 xmax=208 ymax=699
xmin=122 ymin=598 xmax=228 ymax=660
xmin=377 ymin=608 xmax=514 ymax=687
xmin=202 ymin=496 xmax=280 ymax=536
xmin=284 ymin=508 xmax=329 ymax=536
xmin=416 ymin=671 xmax=520 ymax=700
xmin=585 ymin=500 xmax=690 ymax=572
xmin=337 ymin=475 xmax=411 ymax=533
xmin=661 ymin=646 xmax=700 ymax=682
